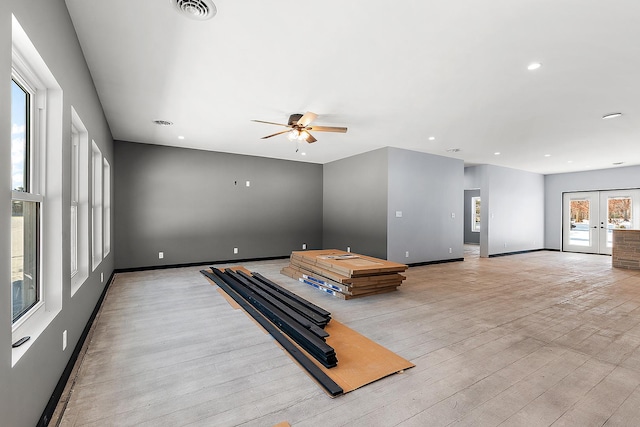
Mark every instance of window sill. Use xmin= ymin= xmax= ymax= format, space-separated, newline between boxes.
xmin=12 ymin=304 xmax=60 ymax=367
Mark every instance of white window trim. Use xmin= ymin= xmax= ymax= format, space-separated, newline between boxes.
xmin=11 ymin=14 xmax=64 ymax=365
xmin=471 ymin=196 xmax=481 ymax=233
xmin=71 ymin=107 xmax=90 ymax=296
xmin=92 ymin=141 xmax=103 ymax=270
xmin=103 ymin=158 xmax=111 ymax=257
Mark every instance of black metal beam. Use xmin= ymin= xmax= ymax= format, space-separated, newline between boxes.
xmin=226 ymin=269 xmax=328 ymax=338
xmin=212 ymin=269 xmax=337 ymax=367
xmin=251 ymin=271 xmax=331 ymax=318
xmin=237 ymin=270 xmax=330 ymax=327
xmin=200 ymin=270 xmax=343 ymax=397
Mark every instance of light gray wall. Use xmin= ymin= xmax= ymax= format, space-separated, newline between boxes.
xmin=482 ymin=165 xmax=545 ymax=256
xmin=323 ymin=148 xmax=388 ymax=259
xmin=544 ymin=165 xmax=640 ymax=250
xmin=114 ymin=141 xmax=323 ymax=269
xmin=387 ymin=148 xmax=464 ymax=263
xmin=464 ymin=189 xmax=481 ymax=244
xmin=1 ymin=1 xmax=114 ymax=426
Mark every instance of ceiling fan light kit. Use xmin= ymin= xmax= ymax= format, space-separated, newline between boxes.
xmin=252 ymin=112 xmax=347 ymax=144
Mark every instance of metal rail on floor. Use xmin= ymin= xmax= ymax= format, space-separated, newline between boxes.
xmin=200 ymin=269 xmax=343 ymax=397
xmin=212 ymin=268 xmax=337 ymax=367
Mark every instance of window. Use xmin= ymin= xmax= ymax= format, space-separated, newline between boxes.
xmin=92 ymin=141 xmax=103 ymax=270
xmin=11 ymin=71 xmax=42 ymax=323
xmin=471 ymin=196 xmax=481 ymax=232
xmin=71 ymin=107 xmax=89 ymax=295
xmin=11 ymin=15 xmax=64 ymax=362
xmin=103 ymin=158 xmax=111 ymax=256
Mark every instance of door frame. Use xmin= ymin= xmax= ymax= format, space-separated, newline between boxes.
xmin=563 ymin=189 xmax=640 ymax=255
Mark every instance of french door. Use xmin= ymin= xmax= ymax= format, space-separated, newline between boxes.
xmin=563 ymin=189 xmax=640 ymax=255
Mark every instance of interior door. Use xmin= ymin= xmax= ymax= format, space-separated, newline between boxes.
xmin=563 ymin=192 xmax=599 ymax=254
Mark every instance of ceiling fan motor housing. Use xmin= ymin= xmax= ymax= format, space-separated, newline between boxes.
xmin=288 ymin=113 xmax=303 ymax=126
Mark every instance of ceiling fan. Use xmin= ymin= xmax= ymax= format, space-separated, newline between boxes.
xmin=252 ymin=112 xmax=347 ymax=143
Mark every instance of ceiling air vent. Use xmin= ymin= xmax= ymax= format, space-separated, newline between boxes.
xmin=173 ymin=0 xmax=217 ymax=20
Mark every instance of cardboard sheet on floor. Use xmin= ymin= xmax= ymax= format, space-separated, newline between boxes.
xmin=205 ymin=267 xmax=414 ymax=394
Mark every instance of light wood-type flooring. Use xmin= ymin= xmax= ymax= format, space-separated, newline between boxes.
xmin=58 ymin=249 xmax=640 ymax=426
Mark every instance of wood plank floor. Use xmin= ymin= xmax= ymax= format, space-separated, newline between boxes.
xmin=58 ymin=249 xmax=640 ymax=426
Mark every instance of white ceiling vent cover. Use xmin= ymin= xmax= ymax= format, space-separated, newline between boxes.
xmin=173 ymin=0 xmax=217 ymax=20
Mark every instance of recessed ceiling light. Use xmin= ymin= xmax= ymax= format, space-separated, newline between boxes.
xmin=602 ymin=112 xmax=623 ymax=119
xmin=153 ymin=120 xmax=173 ymax=126
xmin=178 ymin=135 xmax=185 ymax=140
xmin=428 ymin=136 xmax=435 ymax=141
xmin=544 ymin=154 xmax=551 ymax=157
xmin=301 ymin=152 xmax=306 ymax=156
xmin=567 ymin=160 xmax=573 ymax=163
xmin=494 ymin=152 xmax=501 ymax=156
xmin=173 ymin=0 xmax=217 ymax=20
xmin=527 ymin=62 xmax=542 ymax=71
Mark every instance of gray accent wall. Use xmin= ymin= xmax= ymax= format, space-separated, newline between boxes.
xmin=1 ymin=1 xmax=114 ymax=426
xmin=387 ymin=148 xmax=464 ymax=263
xmin=464 ymin=189 xmax=481 ymax=244
xmin=322 ymin=148 xmax=388 ymax=259
xmin=544 ymin=165 xmax=640 ymax=250
xmin=114 ymin=141 xmax=323 ymax=269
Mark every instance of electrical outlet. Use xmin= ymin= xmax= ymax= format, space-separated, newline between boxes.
xmin=63 ymin=330 xmax=67 ymax=351
xmin=159 ymin=251 xmax=164 ymax=259
xmin=234 ymin=247 xmax=238 ymax=254
xmin=302 ymin=243 xmax=307 ymax=250
xmin=451 ymin=212 xmax=455 ymax=218
xmin=504 ymin=242 xmax=507 ymax=248
xmin=246 ymin=181 xmax=250 ymax=187
xmin=449 ymin=248 xmax=452 ymax=254
xmin=347 ymin=246 xmax=351 ymax=253
xmin=100 ymin=272 xmax=104 ymax=283
xmin=405 ymin=251 xmax=409 ymax=258
xmin=396 ymin=211 xmax=403 ymax=218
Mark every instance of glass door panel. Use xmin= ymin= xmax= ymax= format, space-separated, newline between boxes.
xmin=563 ymin=192 xmax=599 ymax=254
xmin=598 ymin=190 xmax=640 ymax=255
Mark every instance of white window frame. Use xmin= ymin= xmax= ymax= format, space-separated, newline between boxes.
xmin=92 ymin=141 xmax=103 ymax=270
xmin=471 ymin=196 xmax=481 ymax=233
xmin=71 ymin=107 xmax=89 ymax=295
xmin=103 ymin=158 xmax=111 ymax=257
xmin=11 ymin=15 xmax=64 ymax=364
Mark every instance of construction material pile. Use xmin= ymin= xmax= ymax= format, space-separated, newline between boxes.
xmin=281 ymin=249 xmax=408 ymax=299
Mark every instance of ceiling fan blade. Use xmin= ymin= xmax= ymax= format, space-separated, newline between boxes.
xmin=304 ymin=132 xmax=317 ymax=143
xmin=261 ymin=130 xmax=292 ymax=139
xmin=297 ymin=112 xmax=318 ymax=127
xmin=307 ymin=125 xmax=348 ymax=133
xmin=252 ymin=119 xmax=291 ymax=127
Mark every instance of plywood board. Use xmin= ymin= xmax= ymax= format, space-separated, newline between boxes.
xmin=291 ymin=249 xmax=407 ymax=277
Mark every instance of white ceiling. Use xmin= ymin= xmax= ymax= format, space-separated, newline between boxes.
xmin=65 ymin=0 xmax=640 ymax=174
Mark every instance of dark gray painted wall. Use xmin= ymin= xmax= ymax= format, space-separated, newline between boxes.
xmin=544 ymin=165 xmax=640 ymax=250
xmin=2 ymin=1 xmax=114 ymax=426
xmin=387 ymin=148 xmax=464 ymax=263
xmin=322 ymin=148 xmax=388 ymax=259
xmin=464 ymin=189 xmax=481 ymax=244
xmin=114 ymin=141 xmax=323 ymax=269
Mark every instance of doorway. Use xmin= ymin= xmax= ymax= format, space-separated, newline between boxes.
xmin=563 ymin=189 xmax=640 ymax=254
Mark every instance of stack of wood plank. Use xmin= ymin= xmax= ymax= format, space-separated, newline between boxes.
xmin=281 ymin=249 xmax=408 ymax=299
